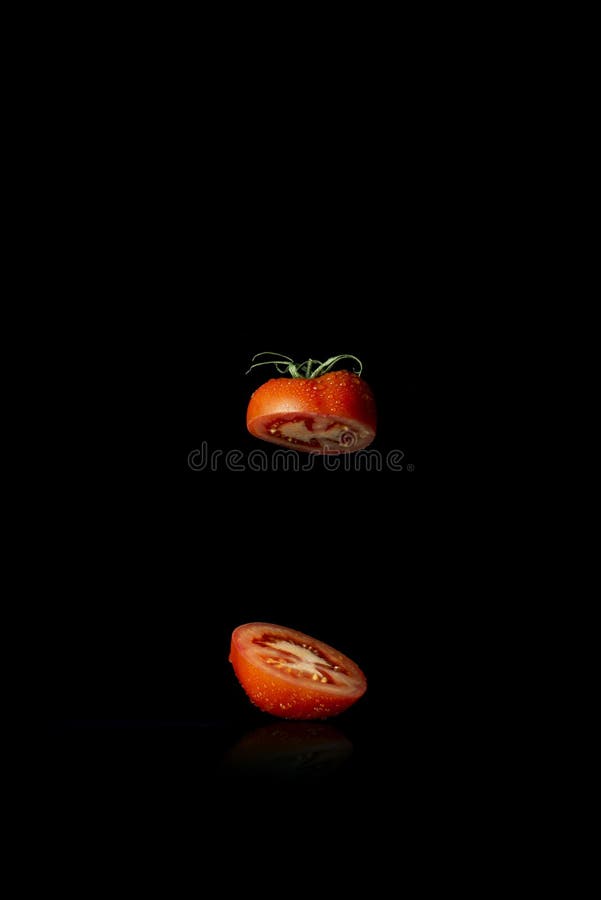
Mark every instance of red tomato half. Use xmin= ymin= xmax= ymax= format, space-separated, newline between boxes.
xmin=229 ymin=622 xmax=367 ymax=720
xmin=246 ymin=370 xmax=376 ymax=454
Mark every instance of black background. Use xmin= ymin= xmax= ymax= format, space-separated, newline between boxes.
xmin=34 ymin=12 xmax=531 ymax=881
xmin=43 ymin=22 xmax=468 ymax=841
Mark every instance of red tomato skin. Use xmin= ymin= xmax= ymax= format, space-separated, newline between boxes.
xmin=246 ymin=370 xmax=377 ymax=454
xmin=229 ymin=623 xmax=367 ymax=720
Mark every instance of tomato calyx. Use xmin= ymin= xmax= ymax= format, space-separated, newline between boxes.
xmin=246 ymin=351 xmax=363 ymax=379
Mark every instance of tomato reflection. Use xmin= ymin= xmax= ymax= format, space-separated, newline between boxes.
xmin=222 ymin=722 xmax=353 ymax=780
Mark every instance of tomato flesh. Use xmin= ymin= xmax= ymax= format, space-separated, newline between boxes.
xmin=229 ymin=623 xmax=367 ymax=720
xmin=246 ymin=370 xmax=376 ymax=454
xmin=250 ymin=413 xmax=373 ymax=453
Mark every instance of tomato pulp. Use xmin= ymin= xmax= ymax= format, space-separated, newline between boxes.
xmin=246 ymin=369 xmax=377 ymax=454
xmin=229 ymin=622 xmax=367 ymax=720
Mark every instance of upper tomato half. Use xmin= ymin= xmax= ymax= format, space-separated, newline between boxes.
xmin=246 ymin=369 xmax=377 ymax=454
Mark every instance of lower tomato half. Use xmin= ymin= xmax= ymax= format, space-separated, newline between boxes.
xmin=229 ymin=623 xmax=367 ymax=720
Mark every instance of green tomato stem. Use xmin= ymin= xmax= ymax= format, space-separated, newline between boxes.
xmin=246 ymin=352 xmax=363 ymax=379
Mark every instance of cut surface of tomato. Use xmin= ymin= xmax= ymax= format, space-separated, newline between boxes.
xmin=229 ymin=622 xmax=367 ymax=720
xmin=246 ymin=370 xmax=376 ymax=454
